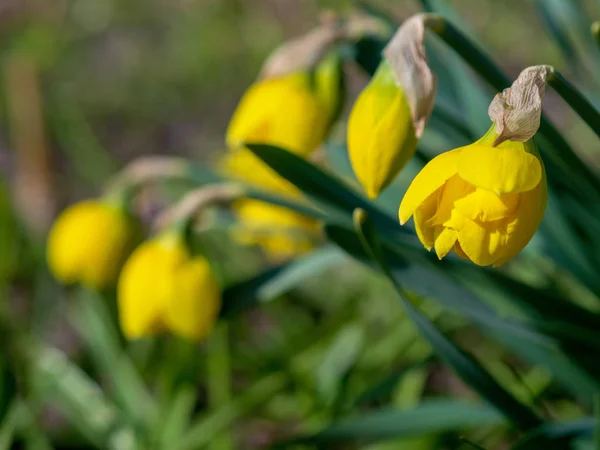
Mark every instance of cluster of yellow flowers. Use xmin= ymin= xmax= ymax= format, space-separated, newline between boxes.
xmin=46 ymin=14 xmax=549 ymax=342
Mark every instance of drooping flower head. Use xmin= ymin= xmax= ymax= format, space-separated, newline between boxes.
xmin=348 ymin=14 xmax=436 ymax=199
xmin=219 ymin=148 xmax=321 ymax=261
xmin=118 ymin=231 xmax=221 ymax=341
xmin=226 ymin=25 xmax=345 ymax=157
xmin=399 ymin=66 xmax=549 ymax=267
xmin=47 ymin=199 xmax=140 ymax=289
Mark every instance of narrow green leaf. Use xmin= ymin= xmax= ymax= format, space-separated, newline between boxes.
xmin=71 ymin=289 xmax=156 ymax=426
xmin=316 ymin=324 xmax=365 ymax=407
xmin=288 ymin=400 xmax=504 ymax=444
xmin=220 ymin=246 xmax=346 ymax=317
xmin=156 ymin=386 xmax=196 ymax=450
xmin=353 ymin=209 xmax=543 ymax=430
xmin=245 ymin=143 xmax=409 ymax=240
xmin=512 ymin=418 xmax=594 ymax=449
xmin=325 ymin=222 xmax=600 ymax=399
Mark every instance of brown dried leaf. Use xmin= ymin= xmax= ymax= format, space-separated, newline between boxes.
xmin=259 ymin=24 xmax=343 ymax=80
xmin=488 ymin=65 xmax=548 ymax=145
xmin=383 ymin=14 xmax=437 ymax=138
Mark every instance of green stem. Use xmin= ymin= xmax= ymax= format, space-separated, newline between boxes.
xmin=206 ymin=322 xmax=233 ymax=450
xmin=546 ymin=68 xmax=600 ymax=140
xmin=424 ymin=14 xmax=600 ymax=195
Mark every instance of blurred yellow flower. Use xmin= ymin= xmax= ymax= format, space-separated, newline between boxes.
xmin=233 ymin=199 xmax=320 ymax=261
xmin=220 ymin=147 xmax=321 ymax=260
xmin=218 ymin=147 xmax=299 ymax=195
xmin=226 ymin=72 xmax=331 ymax=157
xmin=348 ymin=61 xmax=418 ymax=199
xmin=118 ymin=232 xmax=221 ymax=341
xmin=399 ymin=131 xmax=547 ymax=267
xmin=47 ymin=200 xmax=139 ymax=289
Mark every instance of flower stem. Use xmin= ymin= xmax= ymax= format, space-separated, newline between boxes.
xmin=546 ymin=68 xmax=600 ymax=140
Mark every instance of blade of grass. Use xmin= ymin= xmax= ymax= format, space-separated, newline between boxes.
xmin=284 ymin=400 xmax=505 ymax=445
xmin=177 ymin=373 xmax=288 ymax=450
xmin=71 ymin=289 xmax=157 ymax=427
xmin=206 ymin=322 xmax=233 ymax=450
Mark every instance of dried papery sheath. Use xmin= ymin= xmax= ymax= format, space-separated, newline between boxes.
xmin=488 ymin=65 xmax=549 ymax=146
xmin=383 ymin=14 xmax=437 ymax=137
xmin=259 ymin=24 xmax=343 ymax=80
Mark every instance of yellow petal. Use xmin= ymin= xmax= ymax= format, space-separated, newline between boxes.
xmin=454 ymin=188 xmax=520 ymax=222
xmin=428 ymin=174 xmax=474 ymax=226
xmin=165 ymin=257 xmax=221 ymax=341
xmin=47 ymin=201 xmax=139 ymax=289
xmin=493 ymin=172 xmax=548 ymax=266
xmin=117 ymin=239 xmax=175 ymax=339
xmin=457 ymin=144 xmax=542 ymax=194
xmin=233 ymin=199 xmax=320 ymax=261
xmin=434 ymin=227 xmax=458 ymax=260
xmin=413 ymin=188 xmax=441 ymax=250
xmin=451 ymin=209 xmax=510 ymax=267
xmin=348 ymin=63 xmax=417 ymax=199
xmin=399 ymin=149 xmax=461 ymax=225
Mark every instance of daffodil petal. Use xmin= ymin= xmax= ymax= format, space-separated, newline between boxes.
xmin=428 ymin=174 xmax=474 ymax=226
xmin=455 ymin=214 xmax=510 ymax=267
xmin=434 ymin=227 xmax=458 ymax=260
xmin=454 ymin=188 xmax=520 ymax=222
xmin=413 ymin=188 xmax=441 ymax=250
xmin=166 ymin=258 xmax=221 ymax=341
xmin=457 ymin=144 xmax=542 ymax=194
xmin=399 ymin=148 xmax=462 ymax=224
xmin=493 ymin=175 xmax=548 ymax=266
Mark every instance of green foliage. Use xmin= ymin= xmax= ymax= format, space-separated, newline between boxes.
xmin=3 ymin=0 xmax=600 ymax=449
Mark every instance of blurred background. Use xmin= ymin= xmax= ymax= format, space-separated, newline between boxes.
xmin=2 ymin=0 xmax=600 ymax=449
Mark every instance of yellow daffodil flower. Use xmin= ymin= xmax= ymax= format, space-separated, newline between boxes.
xmin=348 ymin=61 xmax=418 ymax=199
xmin=118 ymin=232 xmax=220 ymax=341
xmin=348 ymin=15 xmax=436 ymax=199
xmin=233 ymin=199 xmax=319 ymax=261
xmin=220 ymin=148 xmax=321 ymax=260
xmin=399 ymin=129 xmax=547 ymax=267
xmin=226 ymin=24 xmax=344 ymax=157
xmin=47 ymin=200 xmax=139 ymax=289
xmin=226 ymin=73 xmax=330 ymax=156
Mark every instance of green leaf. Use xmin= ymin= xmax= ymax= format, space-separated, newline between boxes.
xmin=316 ymin=323 xmax=365 ymax=407
xmin=288 ymin=400 xmax=504 ymax=444
xmin=352 ymin=209 xmax=543 ymax=430
xmin=325 ymin=222 xmax=600 ymax=399
xmin=33 ymin=346 xmax=134 ymax=448
xmin=245 ymin=143 xmax=411 ymax=241
xmin=71 ymin=289 xmax=157 ymax=427
xmin=220 ymin=246 xmax=347 ymax=317
xmin=512 ymin=418 xmax=594 ymax=449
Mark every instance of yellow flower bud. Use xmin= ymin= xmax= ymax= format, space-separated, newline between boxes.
xmin=226 ymin=72 xmax=332 ymax=157
xmin=399 ymin=129 xmax=548 ymax=267
xmin=118 ymin=233 xmax=221 ymax=341
xmin=47 ymin=200 xmax=139 ymax=289
xmin=233 ymin=199 xmax=320 ymax=261
xmin=348 ymin=61 xmax=418 ymax=199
